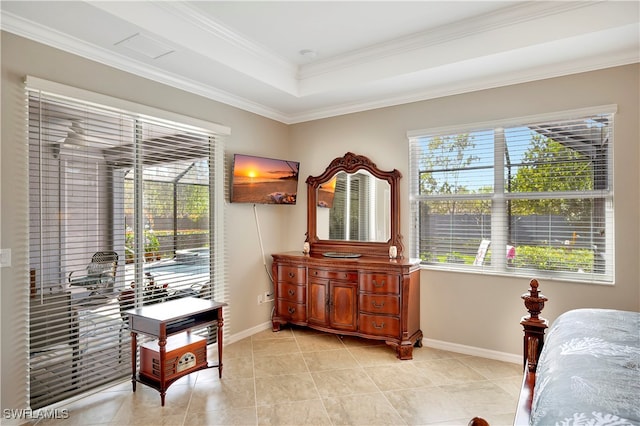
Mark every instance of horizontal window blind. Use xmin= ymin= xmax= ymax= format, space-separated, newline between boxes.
xmin=27 ymin=85 xmax=227 ymax=409
xmin=409 ymin=107 xmax=615 ymax=283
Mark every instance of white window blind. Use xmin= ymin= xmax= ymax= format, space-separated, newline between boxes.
xmin=408 ymin=106 xmax=615 ymax=284
xmin=27 ymin=84 xmax=227 ymax=409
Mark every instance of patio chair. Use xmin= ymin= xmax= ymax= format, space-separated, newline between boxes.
xmin=68 ymin=251 xmax=118 ymax=295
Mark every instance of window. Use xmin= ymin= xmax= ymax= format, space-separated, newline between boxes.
xmin=408 ymin=106 xmax=615 ymax=284
xmin=27 ymin=78 xmax=228 ymax=408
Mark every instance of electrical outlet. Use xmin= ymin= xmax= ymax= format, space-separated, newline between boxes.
xmin=257 ymin=294 xmax=262 ymax=305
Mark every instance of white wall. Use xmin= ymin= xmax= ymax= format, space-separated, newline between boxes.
xmin=2 ymin=30 xmax=639 ymax=413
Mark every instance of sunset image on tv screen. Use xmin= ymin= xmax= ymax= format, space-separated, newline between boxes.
xmin=231 ymin=154 xmax=299 ymax=204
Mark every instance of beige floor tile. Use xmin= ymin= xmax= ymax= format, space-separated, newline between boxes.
xmin=412 ymin=358 xmax=487 ymax=385
xmin=295 ymin=333 xmax=345 ymax=352
xmin=252 ymin=338 xmax=300 ymax=357
xmin=188 ymin=378 xmax=256 ymax=412
xmin=384 ymin=386 xmax=466 ymax=425
xmin=47 ymin=330 xmax=519 ymax=426
xmin=460 ymin=356 xmax=523 ymax=380
xmin=183 ymin=407 xmax=257 ymax=426
xmin=257 ymin=400 xmax=331 ymax=425
xmin=311 ymin=367 xmax=378 ymax=397
xmin=213 ymin=355 xmax=254 ymax=380
xmin=220 ymin=337 xmax=253 ymax=360
xmin=364 ymin=362 xmax=434 ymax=391
xmin=303 ymin=348 xmax=360 ymax=371
xmin=322 ymin=393 xmax=406 ymax=425
xmin=409 ymin=346 xmax=470 ymax=361
xmin=252 ymin=327 xmax=294 ymax=341
xmin=255 ymin=373 xmax=320 ymax=406
xmin=492 ymin=375 xmax=526 ymax=398
xmin=253 ymin=353 xmax=308 ymax=377
xmin=439 ymin=381 xmax=517 ymax=420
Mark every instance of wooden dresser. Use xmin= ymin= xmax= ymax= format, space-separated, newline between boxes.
xmin=272 ymin=251 xmax=422 ymax=360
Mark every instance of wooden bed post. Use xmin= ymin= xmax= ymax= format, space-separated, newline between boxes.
xmin=520 ymin=279 xmax=548 ymax=373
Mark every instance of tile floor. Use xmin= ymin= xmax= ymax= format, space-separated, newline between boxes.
xmin=34 ymin=327 xmax=523 ymax=425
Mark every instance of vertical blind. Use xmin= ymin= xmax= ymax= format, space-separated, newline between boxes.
xmin=27 ymin=84 xmax=227 ymax=409
xmin=327 ymin=171 xmax=378 ymax=241
xmin=408 ymin=106 xmax=615 ymax=283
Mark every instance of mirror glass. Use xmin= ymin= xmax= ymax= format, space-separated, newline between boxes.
xmin=316 ymin=170 xmax=391 ymax=242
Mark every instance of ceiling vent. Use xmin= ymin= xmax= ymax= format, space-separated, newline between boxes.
xmin=115 ymin=33 xmax=175 ymax=60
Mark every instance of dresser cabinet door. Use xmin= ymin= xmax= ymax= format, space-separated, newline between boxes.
xmin=307 ymin=279 xmax=328 ymax=325
xmin=308 ymin=268 xmax=357 ymax=332
xmin=329 ymin=281 xmax=357 ymax=331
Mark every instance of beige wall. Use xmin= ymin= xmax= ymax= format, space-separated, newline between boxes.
xmin=2 ymin=30 xmax=639 ymax=412
xmin=289 ymin=64 xmax=640 ymax=356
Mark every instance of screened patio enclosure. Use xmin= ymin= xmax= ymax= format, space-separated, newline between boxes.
xmin=28 ymin=89 xmax=222 ymax=409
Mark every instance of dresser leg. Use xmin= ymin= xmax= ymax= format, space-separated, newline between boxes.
xmin=397 ymin=344 xmax=414 ymax=360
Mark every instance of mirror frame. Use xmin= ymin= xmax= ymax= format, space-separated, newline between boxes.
xmin=306 ymin=152 xmax=403 ymax=258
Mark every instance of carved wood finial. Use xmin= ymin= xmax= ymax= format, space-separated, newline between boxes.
xmin=521 ymin=278 xmax=547 ymax=322
xmin=520 ymin=279 xmax=548 ymax=373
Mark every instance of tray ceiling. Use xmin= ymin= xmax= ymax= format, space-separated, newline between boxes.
xmin=2 ymin=1 xmax=638 ymax=123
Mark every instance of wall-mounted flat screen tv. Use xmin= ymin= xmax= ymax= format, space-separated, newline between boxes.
xmin=231 ymin=154 xmax=300 ymax=204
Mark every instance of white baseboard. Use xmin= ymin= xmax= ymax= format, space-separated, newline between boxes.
xmin=225 ymin=321 xmax=272 ymax=345
xmin=225 ymin=323 xmax=521 ymax=365
xmin=422 ymin=338 xmax=521 ymax=364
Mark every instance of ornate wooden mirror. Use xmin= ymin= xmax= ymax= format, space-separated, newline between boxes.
xmin=306 ymin=152 xmax=403 ymax=258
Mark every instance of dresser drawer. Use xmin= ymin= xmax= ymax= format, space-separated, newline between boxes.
xmin=309 ymin=268 xmax=358 ymax=282
xmin=359 ymin=273 xmax=400 ymax=294
xmin=278 ymin=265 xmax=306 ymax=284
xmin=358 ymin=313 xmax=400 ymax=338
xmin=277 ymin=282 xmax=306 ymax=303
xmin=276 ymin=300 xmax=306 ymax=322
xmin=359 ymin=294 xmax=400 ymax=315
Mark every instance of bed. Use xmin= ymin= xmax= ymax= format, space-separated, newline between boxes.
xmin=514 ymin=279 xmax=640 ymax=426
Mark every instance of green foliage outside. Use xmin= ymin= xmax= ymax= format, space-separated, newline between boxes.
xmin=421 ymin=245 xmax=594 ymax=273
xmin=510 ymin=135 xmax=593 ymax=221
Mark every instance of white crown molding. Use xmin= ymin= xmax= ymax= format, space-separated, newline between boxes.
xmin=89 ymin=1 xmax=300 ymax=96
xmin=2 ymin=3 xmax=638 ymax=126
xmin=287 ymin=46 xmax=639 ymax=124
xmin=298 ymin=1 xmax=595 ymax=80
xmin=158 ymin=2 xmax=295 ymax=74
xmin=0 ymin=11 xmax=292 ymax=123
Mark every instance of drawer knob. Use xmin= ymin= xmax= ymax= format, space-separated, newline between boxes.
xmin=372 ymin=321 xmax=385 ymax=329
xmin=288 ymin=307 xmax=296 ymax=314
xmin=372 ymin=279 xmax=385 ymax=288
xmin=288 ymin=272 xmax=295 ymax=278
xmin=372 ymin=300 xmax=385 ymax=309
xmin=288 ymin=289 xmax=295 ymax=296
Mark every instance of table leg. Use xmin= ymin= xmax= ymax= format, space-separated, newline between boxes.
xmin=159 ymin=336 xmax=167 ymax=406
xmin=130 ymin=331 xmax=137 ymax=392
xmin=217 ymin=308 xmax=224 ymax=378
